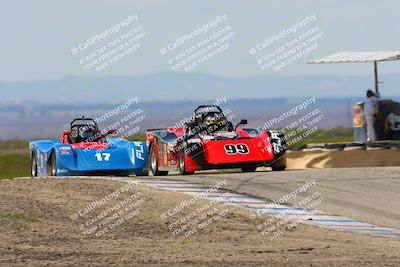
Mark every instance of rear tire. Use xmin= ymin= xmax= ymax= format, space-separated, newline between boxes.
xmin=50 ymin=152 xmax=57 ymax=176
xmin=241 ymin=167 xmax=257 ymax=172
xmin=178 ymin=149 xmax=194 ymax=175
xmin=149 ymin=145 xmax=169 ymax=176
xmin=134 ymin=169 xmax=149 ymax=176
xmin=271 ymin=155 xmax=286 ymax=171
xmin=272 ymin=166 xmax=286 ymax=171
xmin=114 ymin=171 xmax=130 ymax=177
xmin=31 ymin=153 xmax=38 ymax=178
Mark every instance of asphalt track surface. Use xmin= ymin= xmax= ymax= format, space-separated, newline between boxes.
xmin=167 ymin=167 xmax=400 ymax=230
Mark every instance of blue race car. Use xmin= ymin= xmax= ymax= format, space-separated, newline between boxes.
xmin=29 ymin=117 xmax=148 ymax=177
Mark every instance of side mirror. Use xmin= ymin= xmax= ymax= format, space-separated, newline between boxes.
xmin=61 ymin=130 xmax=71 ymax=144
xmin=235 ymin=119 xmax=247 ymax=130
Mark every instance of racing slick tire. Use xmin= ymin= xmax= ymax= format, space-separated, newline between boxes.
xmin=114 ymin=171 xmax=130 ymax=176
xmin=178 ymin=149 xmax=194 ymax=175
xmin=271 ymin=155 xmax=287 ymax=171
xmin=241 ymin=167 xmax=257 ymax=172
xmin=30 ymin=153 xmax=38 ymax=178
xmin=50 ymin=152 xmax=57 ymax=176
xmin=134 ymin=169 xmax=149 ymax=176
xmin=135 ymin=154 xmax=150 ymax=176
xmin=149 ymin=145 xmax=169 ymax=176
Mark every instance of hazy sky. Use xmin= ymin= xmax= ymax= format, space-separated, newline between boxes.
xmin=1 ymin=0 xmax=399 ymax=82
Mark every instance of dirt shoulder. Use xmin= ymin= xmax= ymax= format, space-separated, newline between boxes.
xmin=0 ymin=178 xmax=399 ymax=266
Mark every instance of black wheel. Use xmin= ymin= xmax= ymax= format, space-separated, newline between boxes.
xmin=50 ymin=152 xmax=57 ymax=176
xmin=149 ymin=145 xmax=168 ymax=176
xmin=31 ymin=153 xmax=38 ymax=178
xmin=272 ymin=166 xmax=286 ymax=171
xmin=114 ymin=171 xmax=130 ymax=176
xmin=241 ymin=167 xmax=257 ymax=172
xmin=134 ymin=169 xmax=149 ymax=176
xmin=271 ymin=155 xmax=286 ymax=171
xmin=178 ymin=149 xmax=194 ymax=175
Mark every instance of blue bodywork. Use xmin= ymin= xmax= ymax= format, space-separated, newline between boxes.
xmin=29 ymin=138 xmax=148 ymax=176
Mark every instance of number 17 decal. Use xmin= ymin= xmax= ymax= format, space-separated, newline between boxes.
xmin=95 ymin=152 xmax=111 ymax=161
xmin=224 ymin=144 xmax=249 ymax=155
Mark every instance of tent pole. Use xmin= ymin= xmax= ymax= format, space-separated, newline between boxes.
xmin=374 ymin=61 xmax=379 ymax=94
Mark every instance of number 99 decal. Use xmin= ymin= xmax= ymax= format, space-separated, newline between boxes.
xmin=224 ymin=144 xmax=249 ymax=155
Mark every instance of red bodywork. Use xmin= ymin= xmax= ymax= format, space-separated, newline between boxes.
xmin=60 ymin=130 xmax=110 ymax=150
xmin=146 ymin=127 xmax=283 ymax=173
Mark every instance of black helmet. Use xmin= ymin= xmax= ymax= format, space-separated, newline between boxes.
xmin=366 ymin=89 xmax=375 ymax=98
xmin=203 ymin=112 xmax=228 ymax=133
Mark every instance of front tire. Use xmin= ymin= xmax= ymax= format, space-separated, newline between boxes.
xmin=149 ymin=145 xmax=169 ymax=176
xmin=134 ymin=169 xmax=149 ymax=176
xmin=178 ymin=149 xmax=194 ymax=175
xmin=50 ymin=152 xmax=57 ymax=176
xmin=31 ymin=153 xmax=38 ymax=178
xmin=241 ymin=167 xmax=257 ymax=172
xmin=114 ymin=171 xmax=130 ymax=177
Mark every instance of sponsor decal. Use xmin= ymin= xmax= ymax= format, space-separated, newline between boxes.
xmin=58 ymin=147 xmax=72 ymax=155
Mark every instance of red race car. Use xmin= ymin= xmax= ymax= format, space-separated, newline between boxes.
xmin=146 ymin=105 xmax=286 ymax=175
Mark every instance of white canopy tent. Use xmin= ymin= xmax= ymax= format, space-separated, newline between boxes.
xmin=308 ymin=51 xmax=400 ymax=94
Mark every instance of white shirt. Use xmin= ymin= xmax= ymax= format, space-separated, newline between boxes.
xmin=364 ymin=95 xmax=380 ymax=117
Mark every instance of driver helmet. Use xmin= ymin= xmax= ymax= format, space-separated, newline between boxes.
xmin=79 ymin=125 xmax=97 ymax=140
xmin=203 ymin=112 xmax=228 ymax=132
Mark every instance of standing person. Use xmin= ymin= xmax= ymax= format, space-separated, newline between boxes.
xmin=364 ymin=89 xmax=380 ymax=141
